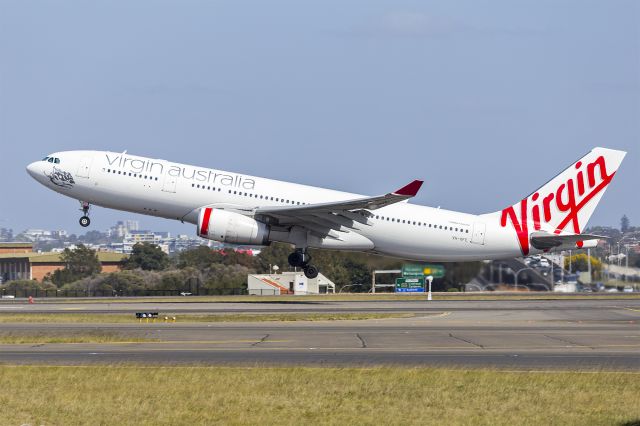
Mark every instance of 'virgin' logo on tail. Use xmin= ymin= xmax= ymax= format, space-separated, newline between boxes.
xmin=500 ymin=155 xmax=614 ymax=255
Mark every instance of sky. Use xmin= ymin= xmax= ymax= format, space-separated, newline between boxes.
xmin=0 ymin=0 xmax=638 ymax=236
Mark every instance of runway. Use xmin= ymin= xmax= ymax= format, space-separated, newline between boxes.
xmin=0 ymin=298 xmax=638 ymax=369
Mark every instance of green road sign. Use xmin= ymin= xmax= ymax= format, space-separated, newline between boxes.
xmin=401 ymin=264 xmax=445 ymax=279
xmin=395 ymin=277 xmax=425 ymax=293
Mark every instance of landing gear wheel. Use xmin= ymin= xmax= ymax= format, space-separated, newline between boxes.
xmin=79 ymin=216 xmax=91 ymax=227
xmin=78 ymin=201 xmax=91 ymax=228
xmin=288 ymin=251 xmax=308 ymax=268
xmin=303 ymin=265 xmax=319 ymax=279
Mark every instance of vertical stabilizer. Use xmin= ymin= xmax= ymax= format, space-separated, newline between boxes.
xmin=490 ymin=147 xmax=626 ymax=255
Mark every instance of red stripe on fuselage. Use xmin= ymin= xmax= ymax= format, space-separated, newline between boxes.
xmin=200 ymin=208 xmax=213 ymax=236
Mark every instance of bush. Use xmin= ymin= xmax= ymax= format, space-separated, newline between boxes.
xmin=1 ymin=279 xmax=56 ymax=293
xmin=203 ymin=264 xmax=250 ymax=289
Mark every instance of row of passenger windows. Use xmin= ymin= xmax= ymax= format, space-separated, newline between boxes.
xmin=105 ymin=168 xmax=159 ymax=181
xmin=373 ymin=214 xmax=470 ymax=233
xmin=192 ymin=183 xmax=307 ymax=205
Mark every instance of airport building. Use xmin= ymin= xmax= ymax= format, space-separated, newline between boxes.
xmin=248 ymin=271 xmax=335 ymax=295
xmin=0 ymin=243 xmax=126 ymax=282
xmin=0 ymin=242 xmax=33 ymax=254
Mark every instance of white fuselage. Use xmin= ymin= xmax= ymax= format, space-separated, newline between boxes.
xmin=27 ymin=150 xmax=529 ymax=261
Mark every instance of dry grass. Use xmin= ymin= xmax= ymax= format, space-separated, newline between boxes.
xmin=0 ymin=331 xmax=156 ymax=344
xmin=0 ymin=312 xmax=414 ymax=324
xmin=0 ymin=366 xmax=637 ymax=425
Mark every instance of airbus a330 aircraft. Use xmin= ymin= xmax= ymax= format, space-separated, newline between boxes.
xmin=27 ymin=147 xmax=625 ymax=278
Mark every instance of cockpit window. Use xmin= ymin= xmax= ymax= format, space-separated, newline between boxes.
xmin=54 ymin=158 xmax=60 ymax=164
xmin=43 ymin=157 xmax=60 ymax=164
xmin=42 ymin=156 xmax=49 ymax=161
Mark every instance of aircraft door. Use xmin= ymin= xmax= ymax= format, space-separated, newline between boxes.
xmin=471 ymin=223 xmax=486 ymax=245
xmin=161 ymin=168 xmax=177 ymax=193
xmin=76 ymin=157 xmax=92 ymax=178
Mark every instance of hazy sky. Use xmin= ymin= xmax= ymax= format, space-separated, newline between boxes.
xmin=1 ymin=0 xmax=638 ymax=236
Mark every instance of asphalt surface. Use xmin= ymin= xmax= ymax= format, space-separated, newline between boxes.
xmin=0 ymin=298 xmax=638 ymax=369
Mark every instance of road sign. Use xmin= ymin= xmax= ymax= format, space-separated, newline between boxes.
xmin=395 ymin=277 xmax=425 ymax=293
xmin=402 ymin=264 xmax=445 ymax=279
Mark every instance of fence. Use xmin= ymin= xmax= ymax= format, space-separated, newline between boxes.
xmin=0 ymin=287 xmax=249 ymax=298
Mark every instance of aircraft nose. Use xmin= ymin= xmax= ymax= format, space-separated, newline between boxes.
xmin=26 ymin=161 xmax=40 ymax=178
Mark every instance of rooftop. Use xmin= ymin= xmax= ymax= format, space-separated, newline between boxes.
xmin=0 ymin=252 xmax=127 ymax=263
xmin=0 ymin=242 xmax=33 ymax=248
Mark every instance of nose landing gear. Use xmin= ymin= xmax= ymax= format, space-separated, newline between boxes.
xmin=287 ymin=249 xmax=319 ymax=279
xmin=79 ymin=201 xmax=91 ymax=227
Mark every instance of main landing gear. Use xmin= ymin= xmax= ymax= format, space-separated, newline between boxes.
xmin=288 ymin=249 xmax=319 ymax=279
xmin=79 ymin=201 xmax=91 ymax=227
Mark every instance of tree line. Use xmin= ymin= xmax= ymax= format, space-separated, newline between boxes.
xmin=1 ymin=243 xmax=481 ymax=295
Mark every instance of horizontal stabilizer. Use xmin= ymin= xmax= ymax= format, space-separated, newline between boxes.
xmin=530 ymin=232 xmax=605 ymax=250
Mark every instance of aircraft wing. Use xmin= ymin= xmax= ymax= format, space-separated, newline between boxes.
xmin=252 ymin=180 xmax=423 ymax=238
xmin=529 ymin=232 xmax=606 ymax=250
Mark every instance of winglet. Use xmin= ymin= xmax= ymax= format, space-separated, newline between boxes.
xmin=393 ymin=180 xmax=424 ymax=197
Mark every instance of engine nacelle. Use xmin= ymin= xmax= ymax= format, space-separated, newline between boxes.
xmin=197 ymin=208 xmax=270 ymax=245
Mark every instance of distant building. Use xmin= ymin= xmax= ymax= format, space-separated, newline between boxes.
xmin=108 ymin=220 xmax=140 ymax=238
xmin=248 ymin=272 xmax=335 ymax=295
xmin=21 ymin=229 xmax=54 ymax=242
xmin=0 ymin=251 xmax=127 ymax=282
xmin=0 ymin=242 xmax=34 ymax=254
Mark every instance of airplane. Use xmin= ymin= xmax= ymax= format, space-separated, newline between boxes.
xmin=26 ymin=147 xmax=626 ymax=279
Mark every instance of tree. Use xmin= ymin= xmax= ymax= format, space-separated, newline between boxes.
xmin=256 ymin=243 xmax=293 ymax=273
xmin=177 ymin=246 xmax=218 ymax=269
xmin=621 ymin=215 xmax=630 ymax=233
xmin=123 ymin=243 xmax=169 ymax=271
xmin=51 ymin=244 xmax=102 ymax=286
xmin=564 ymin=254 xmax=602 ymax=278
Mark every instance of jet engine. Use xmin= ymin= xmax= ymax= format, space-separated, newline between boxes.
xmin=197 ymin=208 xmax=270 ymax=245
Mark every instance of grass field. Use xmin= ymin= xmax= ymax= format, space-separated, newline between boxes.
xmin=0 ymin=331 xmax=156 ymax=344
xmin=0 ymin=366 xmax=637 ymax=425
xmin=0 ymin=312 xmax=414 ymax=323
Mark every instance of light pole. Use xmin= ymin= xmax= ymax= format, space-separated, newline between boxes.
xmin=425 ymin=275 xmax=433 ymax=301
xmin=568 ymin=250 xmax=572 ymax=274
xmin=587 ymin=248 xmax=592 ymax=284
